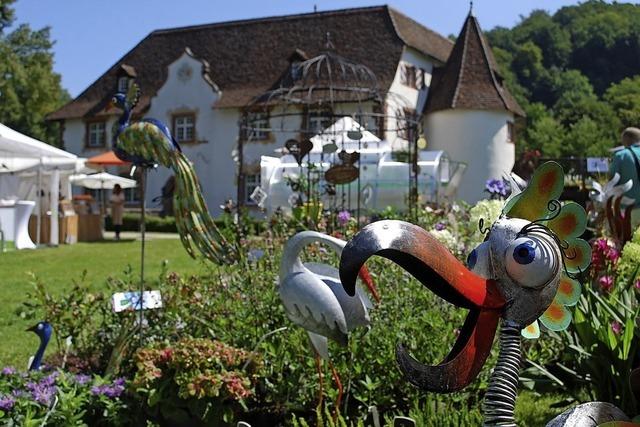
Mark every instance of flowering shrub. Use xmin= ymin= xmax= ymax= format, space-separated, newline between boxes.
xmin=0 ymin=368 xmax=127 ymax=426
xmin=131 ymin=338 xmax=260 ymax=425
xmin=540 ymin=234 xmax=640 ymax=414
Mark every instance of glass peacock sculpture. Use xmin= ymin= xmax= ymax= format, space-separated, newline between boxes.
xmin=339 ymin=162 xmax=631 ymax=425
xmin=108 ymin=84 xmax=238 ymax=264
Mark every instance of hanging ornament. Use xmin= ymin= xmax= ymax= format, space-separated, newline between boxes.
xmin=285 ymin=139 xmax=313 ymax=165
xmin=323 ymin=142 xmax=338 ymax=154
xmin=417 ymin=136 xmax=427 ymax=150
xmin=347 ymin=129 xmax=363 ymax=140
xmin=325 ymin=150 xmax=360 ymax=185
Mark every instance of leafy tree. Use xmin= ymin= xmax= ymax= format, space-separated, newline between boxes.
xmin=563 ymin=116 xmax=613 ymax=157
xmin=604 ymin=76 xmax=640 ymax=129
xmin=519 ymin=103 xmax=564 ymax=157
xmin=486 ymin=1 xmax=640 ymax=158
xmin=0 ymin=1 xmax=68 ymax=145
xmin=0 ymin=0 xmax=15 ymax=33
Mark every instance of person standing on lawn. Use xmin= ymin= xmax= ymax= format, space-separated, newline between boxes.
xmin=610 ymin=127 xmax=640 ymax=227
xmin=110 ymin=184 xmax=125 ymax=240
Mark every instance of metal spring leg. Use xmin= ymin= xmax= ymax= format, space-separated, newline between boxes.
xmin=483 ymin=321 xmax=521 ymax=426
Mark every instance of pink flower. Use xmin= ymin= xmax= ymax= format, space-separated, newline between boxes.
xmin=598 ymin=275 xmax=614 ymax=293
xmin=635 ymin=279 xmax=640 ymax=290
xmin=611 ymin=320 xmax=623 ymax=335
xmin=606 ymin=247 xmax=620 ymax=264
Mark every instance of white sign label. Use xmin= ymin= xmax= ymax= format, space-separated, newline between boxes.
xmin=587 ymin=157 xmax=609 ymax=173
xmin=112 ymin=290 xmax=162 ymax=312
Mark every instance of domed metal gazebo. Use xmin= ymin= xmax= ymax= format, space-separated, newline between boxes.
xmin=237 ymin=35 xmax=422 ymax=220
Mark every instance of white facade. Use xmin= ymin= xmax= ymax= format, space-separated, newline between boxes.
xmin=385 ymin=48 xmax=434 ymax=151
xmin=424 ymin=109 xmax=515 ymax=203
xmin=60 ymin=44 xmax=516 ymax=213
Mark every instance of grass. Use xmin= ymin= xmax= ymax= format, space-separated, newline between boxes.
xmin=0 ymin=238 xmax=207 ymax=368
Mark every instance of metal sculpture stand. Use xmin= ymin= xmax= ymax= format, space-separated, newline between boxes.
xmin=483 ymin=322 xmax=521 ymax=426
xmin=138 ymin=167 xmax=147 ymax=346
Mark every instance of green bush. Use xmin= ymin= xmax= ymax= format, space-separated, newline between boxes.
xmin=105 ymin=213 xmax=177 ymax=233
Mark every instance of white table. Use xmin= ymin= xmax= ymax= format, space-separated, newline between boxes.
xmin=0 ymin=201 xmax=36 ymax=249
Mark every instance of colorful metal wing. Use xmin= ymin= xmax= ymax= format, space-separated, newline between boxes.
xmin=521 ymin=321 xmax=541 ymax=339
xmin=503 ymin=161 xmax=564 ymax=221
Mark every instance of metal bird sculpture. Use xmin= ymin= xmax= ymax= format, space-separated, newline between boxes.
xmin=338 ymin=162 xmax=617 ymax=426
xmin=279 ymin=230 xmax=380 ymax=415
xmin=108 ymin=84 xmax=238 ymax=264
xmin=27 ymin=321 xmax=52 ymax=371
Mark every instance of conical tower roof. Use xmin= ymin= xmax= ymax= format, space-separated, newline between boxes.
xmin=425 ymin=12 xmax=524 ymax=116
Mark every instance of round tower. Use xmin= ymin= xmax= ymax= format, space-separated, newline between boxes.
xmin=423 ymin=11 xmax=524 ymax=203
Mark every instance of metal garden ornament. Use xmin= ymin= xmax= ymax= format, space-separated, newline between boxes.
xmin=109 ymin=83 xmax=238 ymax=265
xmin=339 ymin=162 xmax=591 ymax=426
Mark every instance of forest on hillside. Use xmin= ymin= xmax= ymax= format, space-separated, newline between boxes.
xmin=486 ymin=0 xmax=640 ymax=158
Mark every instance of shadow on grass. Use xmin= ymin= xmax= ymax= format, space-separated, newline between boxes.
xmin=91 ymin=239 xmax=137 ymax=244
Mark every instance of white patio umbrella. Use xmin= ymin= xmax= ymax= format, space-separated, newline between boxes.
xmin=70 ymin=173 xmax=137 ymax=218
xmin=69 ymin=172 xmax=136 ymax=190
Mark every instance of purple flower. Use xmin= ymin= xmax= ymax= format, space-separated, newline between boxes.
xmin=1 ymin=367 xmax=16 ymax=375
xmin=485 ymin=179 xmax=509 ymax=197
xmin=91 ymin=380 xmax=125 ymax=399
xmin=74 ymin=374 xmax=91 ymax=385
xmin=27 ymin=382 xmax=56 ymax=406
xmin=611 ymin=320 xmax=623 ymax=335
xmin=635 ymin=279 xmax=640 ymax=290
xmin=337 ymin=210 xmax=351 ymax=226
xmin=599 ymin=275 xmax=614 ymax=293
xmin=0 ymin=395 xmax=15 ymax=411
xmin=435 ymin=222 xmax=446 ymax=231
xmin=41 ymin=372 xmax=58 ymax=387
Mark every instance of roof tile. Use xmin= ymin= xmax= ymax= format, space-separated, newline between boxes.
xmin=48 ymin=6 xmax=453 ymax=120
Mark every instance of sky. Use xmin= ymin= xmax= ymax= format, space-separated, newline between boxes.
xmin=10 ymin=0 xmax=623 ymax=98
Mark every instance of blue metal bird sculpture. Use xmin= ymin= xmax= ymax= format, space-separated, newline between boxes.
xmin=107 ymin=84 xmax=238 ymax=264
xmin=27 ymin=321 xmax=52 ymax=371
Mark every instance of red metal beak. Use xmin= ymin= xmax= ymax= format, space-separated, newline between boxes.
xmin=357 ymin=266 xmax=380 ymax=303
xmin=339 ymin=220 xmax=505 ymax=392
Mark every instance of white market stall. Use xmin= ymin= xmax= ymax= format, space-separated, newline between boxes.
xmin=0 ymin=123 xmax=90 ymax=247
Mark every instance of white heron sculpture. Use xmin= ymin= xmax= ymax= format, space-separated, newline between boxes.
xmin=278 ymin=230 xmax=380 ymax=416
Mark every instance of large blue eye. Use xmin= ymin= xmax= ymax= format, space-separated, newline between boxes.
xmin=513 ymin=242 xmax=535 ymax=264
xmin=467 ymin=249 xmax=477 ymax=269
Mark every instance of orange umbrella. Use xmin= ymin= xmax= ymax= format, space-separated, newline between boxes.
xmin=87 ymin=151 xmax=130 ymax=166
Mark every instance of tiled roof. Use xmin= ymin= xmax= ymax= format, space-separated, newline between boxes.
xmin=425 ymin=13 xmax=524 ymax=116
xmin=48 ymin=6 xmax=453 ymax=120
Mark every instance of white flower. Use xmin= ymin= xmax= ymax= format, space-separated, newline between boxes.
xmin=429 ymin=229 xmax=457 ymax=252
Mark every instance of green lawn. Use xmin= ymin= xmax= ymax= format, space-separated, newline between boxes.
xmin=0 ymin=238 xmax=206 ymax=367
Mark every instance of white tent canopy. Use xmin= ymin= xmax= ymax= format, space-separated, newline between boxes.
xmin=0 ymin=123 xmax=91 ymax=246
xmin=0 ymin=123 xmax=78 ymax=173
xmin=308 ymin=116 xmax=389 ymax=153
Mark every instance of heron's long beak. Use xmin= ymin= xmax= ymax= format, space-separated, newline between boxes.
xmin=26 ymin=324 xmax=37 ymax=332
xmin=339 ymin=220 xmax=505 ymax=392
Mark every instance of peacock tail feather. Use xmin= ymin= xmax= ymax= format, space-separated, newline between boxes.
xmin=117 ymin=123 xmax=239 ymax=264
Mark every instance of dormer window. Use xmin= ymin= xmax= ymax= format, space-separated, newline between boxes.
xmin=117 ymin=77 xmax=129 ymax=93
xmin=400 ymin=63 xmax=417 ymax=88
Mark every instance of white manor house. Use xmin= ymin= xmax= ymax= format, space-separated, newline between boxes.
xmin=47 ymin=6 xmax=523 ymax=215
